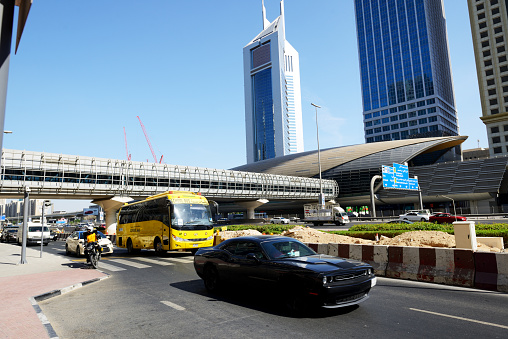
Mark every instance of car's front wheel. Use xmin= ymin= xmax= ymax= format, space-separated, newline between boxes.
xmin=65 ymin=244 xmax=70 ymax=256
xmin=75 ymin=245 xmax=81 ymax=257
xmin=203 ymin=265 xmax=220 ymax=292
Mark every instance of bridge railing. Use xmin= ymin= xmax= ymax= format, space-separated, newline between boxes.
xmin=0 ymin=149 xmax=339 ymax=200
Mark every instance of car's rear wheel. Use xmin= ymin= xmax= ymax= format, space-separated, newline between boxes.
xmin=203 ymin=265 xmax=220 ymax=292
xmin=421 ymin=218 xmax=426 ymax=222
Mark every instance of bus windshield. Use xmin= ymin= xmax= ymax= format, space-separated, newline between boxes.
xmin=172 ymin=203 xmax=213 ymax=230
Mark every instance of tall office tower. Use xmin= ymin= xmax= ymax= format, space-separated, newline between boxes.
xmin=468 ymin=0 xmax=508 ymax=157
xmin=243 ymin=0 xmax=303 ymax=163
xmin=355 ymin=0 xmax=459 ymax=144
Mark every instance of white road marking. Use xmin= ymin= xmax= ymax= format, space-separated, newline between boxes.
xmin=96 ymin=262 xmax=127 ymax=272
xmin=161 ymin=300 xmax=185 ymax=311
xmin=109 ymin=259 xmax=151 ymax=269
xmin=132 ymin=257 xmax=175 ymax=266
xmin=159 ymin=257 xmax=194 ymax=264
xmin=410 ymin=308 xmax=508 ymax=330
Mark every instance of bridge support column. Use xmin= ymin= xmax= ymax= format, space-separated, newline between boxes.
xmin=92 ymin=196 xmax=132 ymax=235
xmin=236 ymin=199 xmax=269 ymax=219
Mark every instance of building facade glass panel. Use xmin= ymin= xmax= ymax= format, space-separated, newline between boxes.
xmin=355 ymin=0 xmax=459 ymax=143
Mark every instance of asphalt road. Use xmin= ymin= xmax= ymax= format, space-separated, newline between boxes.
xmin=34 ymin=241 xmax=508 ymax=339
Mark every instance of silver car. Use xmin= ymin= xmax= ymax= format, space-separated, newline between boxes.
xmin=65 ymin=231 xmax=114 ymax=256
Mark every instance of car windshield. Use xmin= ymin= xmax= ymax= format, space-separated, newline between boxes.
xmin=28 ymin=226 xmax=49 ymax=232
xmin=172 ymin=203 xmax=213 ymax=230
xmin=261 ymin=240 xmax=316 ymax=260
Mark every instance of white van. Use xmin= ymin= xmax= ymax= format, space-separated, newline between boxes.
xmin=16 ymin=222 xmax=51 ymax=246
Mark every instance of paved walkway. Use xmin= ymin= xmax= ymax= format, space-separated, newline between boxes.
xmin=0 ymin=242 xmax=108 ymax=338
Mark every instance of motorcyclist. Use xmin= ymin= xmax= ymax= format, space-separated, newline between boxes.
xmin=84 ymin=226 xmax=100 ymax=264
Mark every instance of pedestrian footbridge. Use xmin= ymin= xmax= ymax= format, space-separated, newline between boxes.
xmin=0 ymin=149 xmax=338 ymax=225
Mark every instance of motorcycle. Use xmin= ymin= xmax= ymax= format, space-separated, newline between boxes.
xmin=85 ymin=241 xmax=102 ymax=269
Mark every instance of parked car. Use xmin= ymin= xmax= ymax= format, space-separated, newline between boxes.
xmin=429 ymin=213 xmax=466 ymax=224
xmin=194 ymin=236 xmax=376 ymax=310
xmin=65 ymin=230 xmax=114 ymax=256
xmin=270 ymin=217 xmax=289 ymax=224
xmin=399 ymin=209 xmax=431 ymax=222
xmin=0 ymin=226 xmax=19 ymax=243
xmin=386 ymin=220 xmax=413 ymax=224
xmin=289 ymin=217 xmax=300 ymax=222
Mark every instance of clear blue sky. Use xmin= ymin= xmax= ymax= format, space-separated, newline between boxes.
xmin=3 ymin=0 xmax=482 ymax=211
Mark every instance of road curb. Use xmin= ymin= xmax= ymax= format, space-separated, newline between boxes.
xmin=29 ymin=271 xmax=110 ymax=339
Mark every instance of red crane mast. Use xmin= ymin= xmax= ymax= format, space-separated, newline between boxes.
xmin=137 ymin=116 xmax=163 ymax=163
xmin=123 ymin=127 xmax=132 ymax=161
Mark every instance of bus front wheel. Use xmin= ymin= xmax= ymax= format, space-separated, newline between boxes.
xmin=154 ymin=237 xmax=164 ymax=255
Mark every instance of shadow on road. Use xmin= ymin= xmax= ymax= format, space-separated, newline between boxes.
xmin=170 ymin=279 xmax=359 ymax=318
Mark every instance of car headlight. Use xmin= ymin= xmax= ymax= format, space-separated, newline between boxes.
xmin=323 ymin=276 xmax=328 ymax=285
xmin=206 ymin=235 xmax=214 ymax=241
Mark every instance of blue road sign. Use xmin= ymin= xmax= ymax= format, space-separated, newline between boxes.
xmin=382 ymin=163 xmax=419 ymax=191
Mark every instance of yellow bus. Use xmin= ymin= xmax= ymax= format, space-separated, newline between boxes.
xmin=117 ymin=191 xmax=214 ymax=254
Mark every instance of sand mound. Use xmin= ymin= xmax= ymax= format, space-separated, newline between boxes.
xmin=217 ymin=226 xmax=503 ymax=252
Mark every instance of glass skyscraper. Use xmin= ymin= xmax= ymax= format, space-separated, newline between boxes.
xmin=243 ymin=0 xmax=304 ymax=163
xmin=354 ymin=0 xmax=459 ymax=143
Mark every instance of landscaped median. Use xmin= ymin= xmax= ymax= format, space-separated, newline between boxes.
xmin=215 ymin=223 xmax=508 ymax=293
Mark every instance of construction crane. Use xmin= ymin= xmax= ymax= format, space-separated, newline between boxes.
xmin=123 ymin=127 xmax=132 ymax=161
xmin=137 ymin=115 xmax=164 ymax=163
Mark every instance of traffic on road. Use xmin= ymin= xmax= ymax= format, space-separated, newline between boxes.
xmin=21 ymin=237 xmax=507 ymax=339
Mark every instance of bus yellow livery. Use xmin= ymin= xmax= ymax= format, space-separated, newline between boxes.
xmin=117 ymin=191 xmax=214 ymax=254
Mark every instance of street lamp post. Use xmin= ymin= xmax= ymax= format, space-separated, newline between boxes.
xmin=441 ymin=195 xmax=457 ymax=221
xmin=40 ymin=200 xmax=51 ymax=258
xmin=311 ymin=103 xmax=324 ymax=209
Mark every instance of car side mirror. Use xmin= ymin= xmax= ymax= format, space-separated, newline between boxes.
xmin=246 ymin=253 xmax=260 ymax=263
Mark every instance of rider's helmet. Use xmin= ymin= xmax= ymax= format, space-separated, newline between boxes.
xmin=87 ymin=226 xmax=93 ymax=232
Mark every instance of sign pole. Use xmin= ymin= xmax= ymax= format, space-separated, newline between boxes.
xmin=370 ymin=175 xmax=382 ymax=218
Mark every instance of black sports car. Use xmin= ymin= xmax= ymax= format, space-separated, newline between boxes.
xmin=194 ymin=235 xmax=376 ymax=309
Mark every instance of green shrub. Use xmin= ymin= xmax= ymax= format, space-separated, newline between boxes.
xmin=214 ymin=224 xmax=295 ymax=234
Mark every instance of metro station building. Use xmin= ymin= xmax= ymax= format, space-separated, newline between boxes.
xmin=233 ymin=136 xmax=508 ymax=216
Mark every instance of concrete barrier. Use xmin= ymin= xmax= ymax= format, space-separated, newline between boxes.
xmin=383 ymin=246 xmax=476 ymax=287
xmin=474 ymin=252 xmax=508 ymax=292
xmin=299 ymin=242 xmax=504 ymax=292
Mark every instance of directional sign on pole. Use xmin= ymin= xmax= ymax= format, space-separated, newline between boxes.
xmin=382 ymin=163 xmax=419 ymax=191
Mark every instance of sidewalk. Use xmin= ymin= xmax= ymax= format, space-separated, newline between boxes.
xmin=0 ymin=242 xmax=108 ymax=338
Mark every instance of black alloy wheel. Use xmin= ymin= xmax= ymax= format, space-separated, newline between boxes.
xmin=203 ymin=265 xmax=220 ymax=292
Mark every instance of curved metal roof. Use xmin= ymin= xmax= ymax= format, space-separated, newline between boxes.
xmin=232 ymin=136 xmax=467 ymax=177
